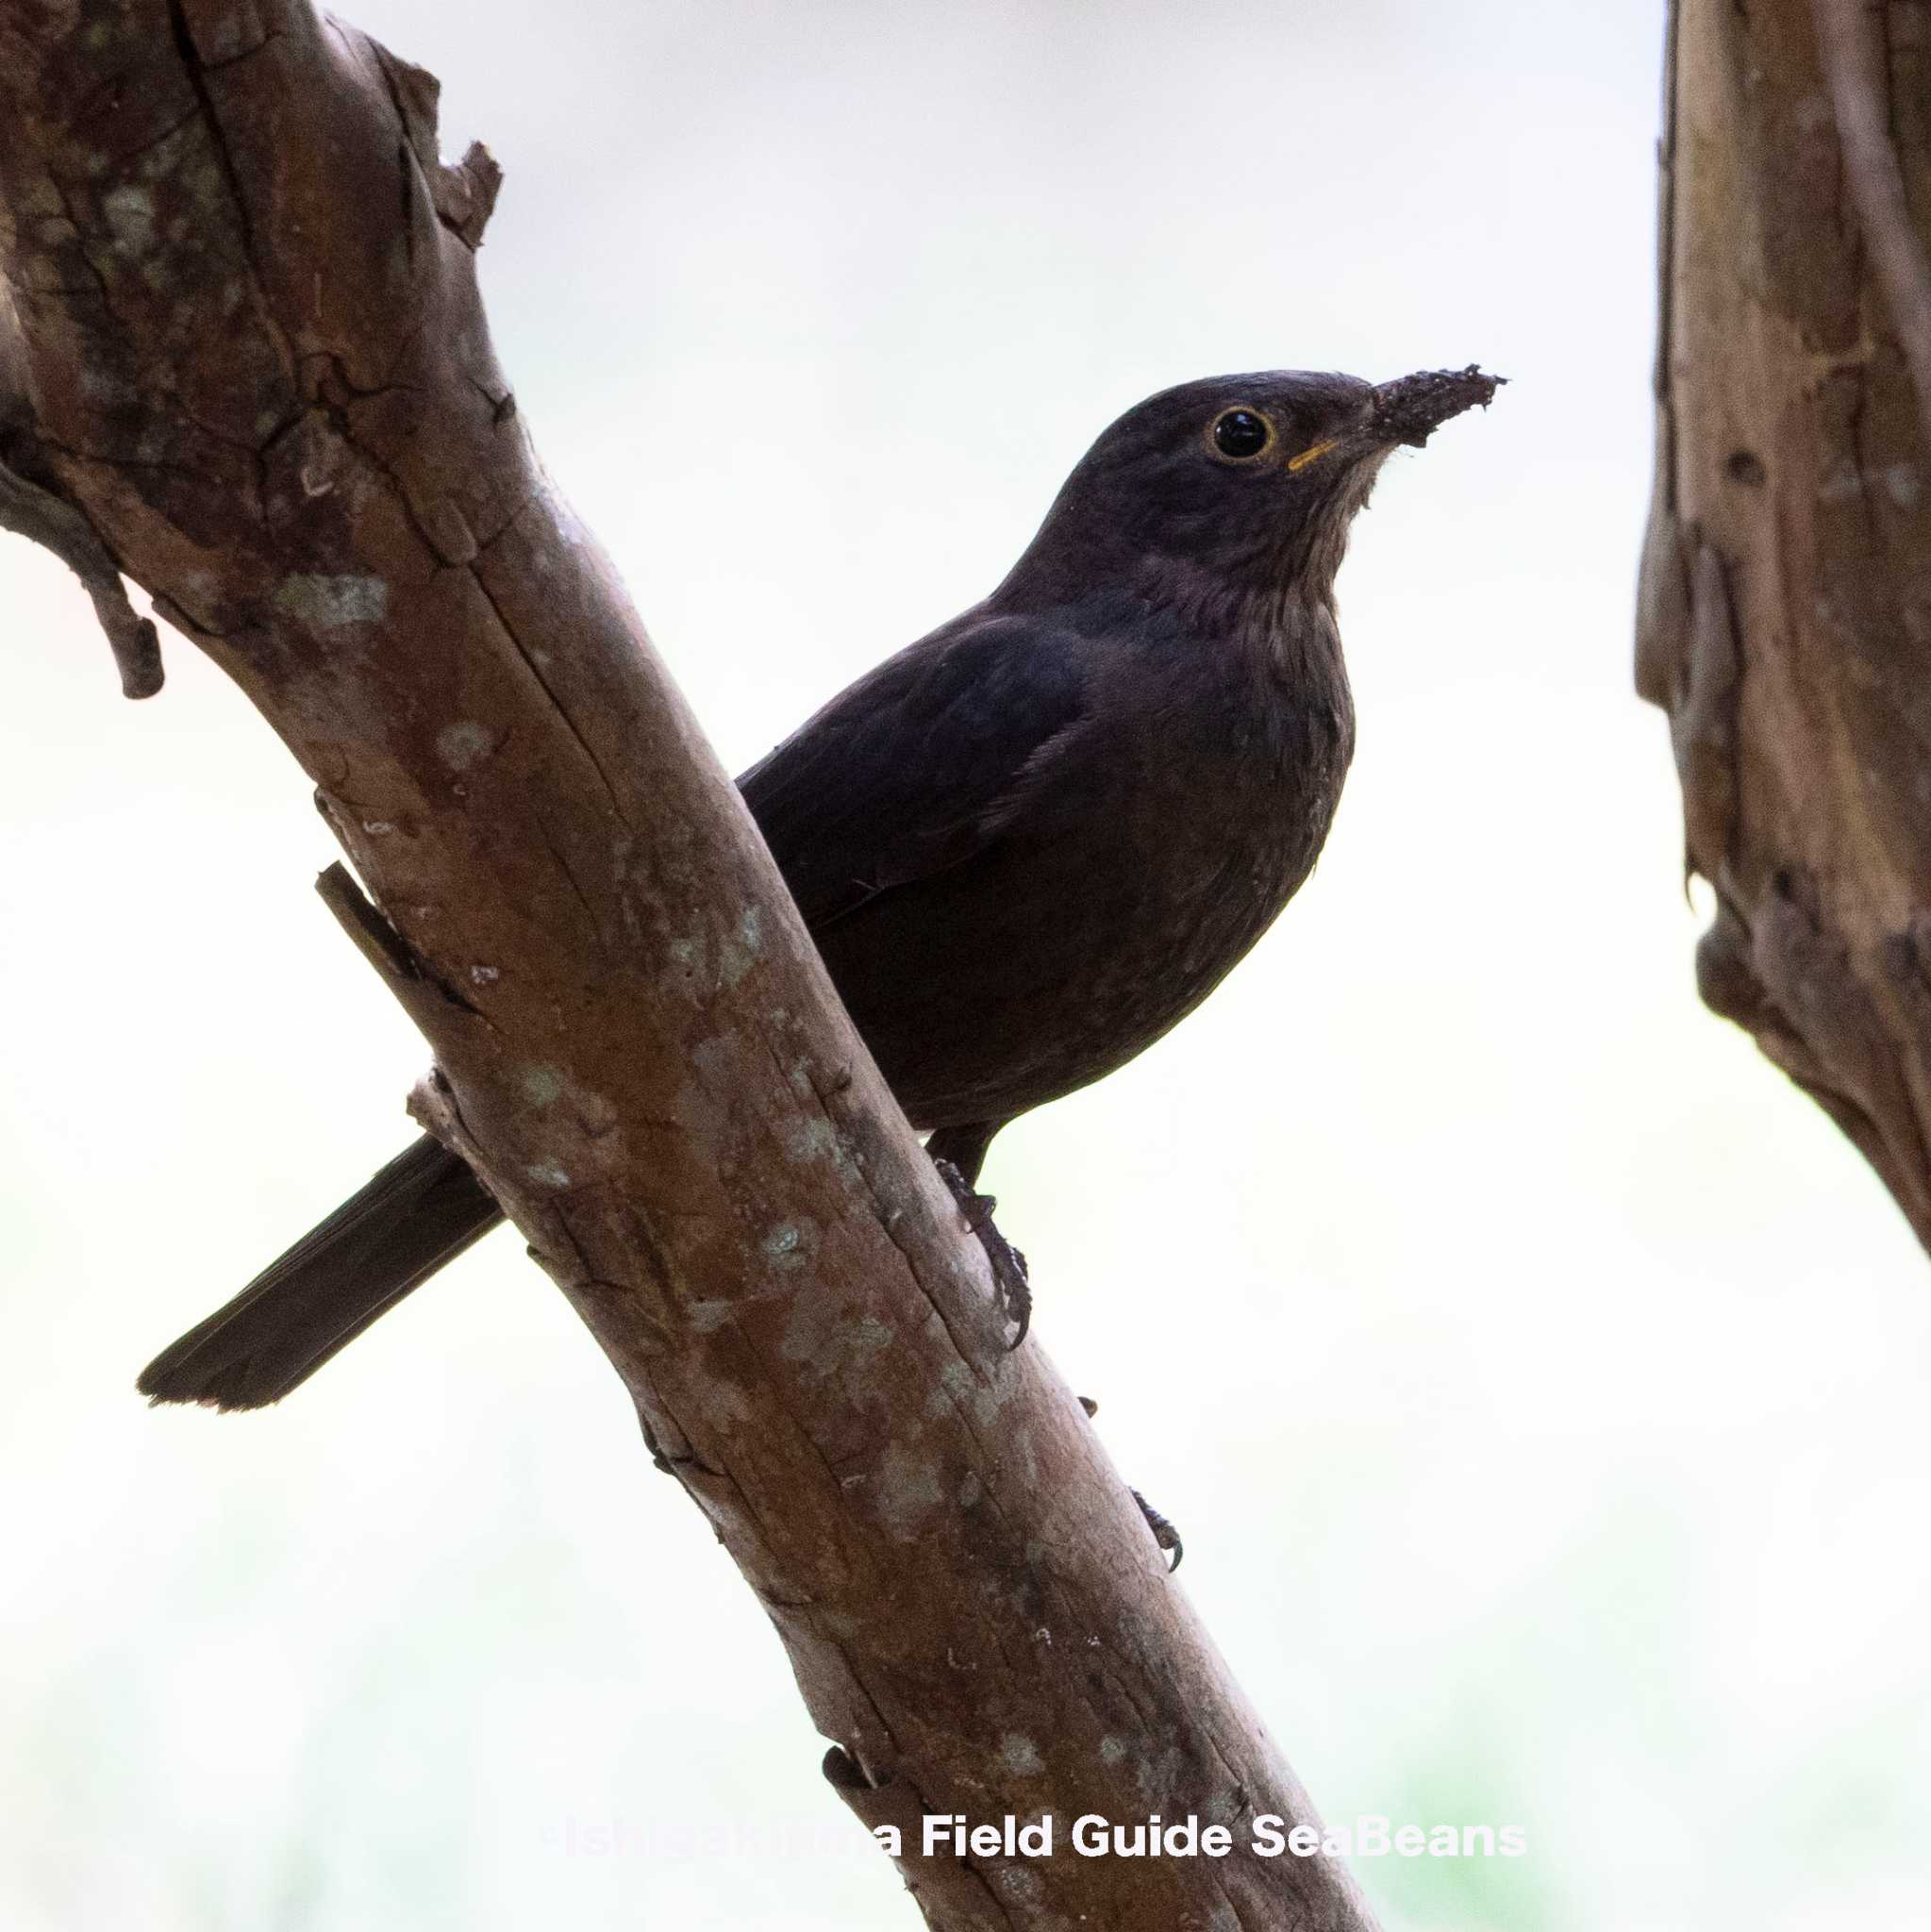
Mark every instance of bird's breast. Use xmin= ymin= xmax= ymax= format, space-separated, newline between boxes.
xmin=820 ymin=638 xmax=1354 ymax=1131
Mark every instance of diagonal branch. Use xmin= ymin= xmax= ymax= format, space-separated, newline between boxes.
xmin=0 ymin=5 xmax=1377 ymax=1926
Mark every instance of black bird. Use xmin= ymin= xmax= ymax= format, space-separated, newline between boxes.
xmin=141 ymin=364 xmax=1500 ymax=1411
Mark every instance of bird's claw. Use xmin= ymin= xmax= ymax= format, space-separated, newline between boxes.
xmin=1077 ymin=1401 xmax=1181 ymax=1570
xmin=1131 ymin=1489 xmax=1184 ymax=1571
xmin=932 ymin=1158 xmax=1032 ymax=1347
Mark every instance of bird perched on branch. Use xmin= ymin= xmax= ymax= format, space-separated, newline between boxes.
xmin=140 ymin=363 xmax=1501 ymax=1411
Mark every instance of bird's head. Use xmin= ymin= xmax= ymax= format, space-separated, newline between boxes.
xmin=998 ymin=365 xmax=1502 ymax=620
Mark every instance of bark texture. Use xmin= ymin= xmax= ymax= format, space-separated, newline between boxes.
xmin=0 ymin=5 xmax=1376 ymax=1926
xmin=1640 ymin=0 xmax=1931 ymax=1251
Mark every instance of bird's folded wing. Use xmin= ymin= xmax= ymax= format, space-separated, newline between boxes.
xmin=737 ymin=611 xmax=1090 ymax=932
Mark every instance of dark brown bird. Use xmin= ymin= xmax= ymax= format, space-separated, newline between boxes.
xmin=140 ymin=364 xmax=1500 ymax=1410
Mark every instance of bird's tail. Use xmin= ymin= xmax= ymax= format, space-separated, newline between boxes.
xmin=137 ymin=1134 xmax=503 ymax=1411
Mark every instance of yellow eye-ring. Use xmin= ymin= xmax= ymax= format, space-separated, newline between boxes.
xmin=1210 ymin=408 xmax=1273 ymax=460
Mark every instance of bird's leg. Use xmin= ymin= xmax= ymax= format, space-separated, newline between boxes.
xmin=1131 ymin=1490 xmax=1185 ymax=1572
xmin=924 ymin=1121 xmax=999 ymax=1191
xmin=930 ymin=1158 xmax=1032 ymax=1346
xmin=925 ymin=1121 xmax=1030 ymax=1347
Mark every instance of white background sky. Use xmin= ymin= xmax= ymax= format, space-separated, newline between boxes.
xmin=4 ymin=1 xmax=1930 ymax=1927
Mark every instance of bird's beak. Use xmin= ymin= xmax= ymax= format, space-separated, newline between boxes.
xmin=1282 ymin=366 xmax=1503 ymax=478
xmin=1365 ymin=364 xmax=1507 ymax=449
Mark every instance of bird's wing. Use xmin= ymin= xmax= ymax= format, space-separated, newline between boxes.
xmin=737 ymin=610 xmax=1091 ymax=932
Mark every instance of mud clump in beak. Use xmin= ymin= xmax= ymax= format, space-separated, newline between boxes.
xmin=1371 ymin=365 xmax=1507 ymax=448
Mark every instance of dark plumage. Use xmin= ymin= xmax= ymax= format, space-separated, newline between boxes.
xmin=140 ymin=364 xmax=1500 ymax=1409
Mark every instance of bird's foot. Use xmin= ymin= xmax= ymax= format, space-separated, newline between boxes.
xmin=1131 ymin=1489 xmax=1184 ymax=1572
xmin=932 ymin=1158 xmax=1032 ymax=1347
xmin=1076 ymin=1400 xmax=1182 ymax=1572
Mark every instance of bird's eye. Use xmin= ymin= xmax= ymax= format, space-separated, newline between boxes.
xmin=1211 ymin=408 xmax=1273 ymax=460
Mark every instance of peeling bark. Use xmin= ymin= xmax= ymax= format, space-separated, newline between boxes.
xmin=1640 ymin=0 xmax=1931 ymax=1254
xmin=0 ymin=4 xmax=1376 ymax=1926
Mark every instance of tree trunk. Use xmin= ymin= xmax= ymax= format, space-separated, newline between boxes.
xmin=0 ymin=4 xmax=1376 ymax=1926
xmin=1640 ymin=0 xmax=1931 ymax=1253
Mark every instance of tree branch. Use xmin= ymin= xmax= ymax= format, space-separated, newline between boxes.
xmin=1811 ymin=0 xmax=1931 ymax=448
xmin=1639 ymin=0 xmax=1931 ymax=1261
xmin=0 ymin=4 xmax=1376 ymax=1924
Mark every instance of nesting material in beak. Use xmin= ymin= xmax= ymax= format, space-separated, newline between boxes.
xmin=1371 ymin=365 xmax=1507 ymax=448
